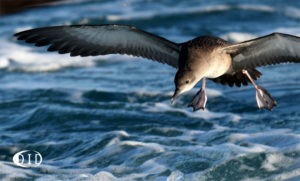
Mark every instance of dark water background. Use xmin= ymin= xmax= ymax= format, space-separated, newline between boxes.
xmin=0 ymin=0 xmax=300 ymax=180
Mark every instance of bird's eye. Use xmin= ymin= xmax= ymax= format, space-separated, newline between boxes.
xmin=185 ymin=80 xmax=189 ymax=84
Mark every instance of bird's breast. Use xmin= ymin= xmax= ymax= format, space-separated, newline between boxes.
xmin=203 ymin=49 xmax=232 ymax=78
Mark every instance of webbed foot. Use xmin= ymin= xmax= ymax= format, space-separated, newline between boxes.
xmin=242 ymin=69 xmax=277 ymax=111
xmin=188 ymin=88 xmax=207 ymax=111
xmin=256 ymin=86 xmax=277 ymax=111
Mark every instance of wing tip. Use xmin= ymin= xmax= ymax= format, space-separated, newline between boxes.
xmin=14 ymin=32 xmax=25 ymax=40
xmin=14 ymin=32 xmax=21 ymax=37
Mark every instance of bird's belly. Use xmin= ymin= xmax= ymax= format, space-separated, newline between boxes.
xmin=204 ymin=51 xmax=232 ymax=78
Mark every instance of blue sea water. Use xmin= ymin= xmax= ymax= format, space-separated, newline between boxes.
xmin=0 ymin=0 xmax=300 ymax=180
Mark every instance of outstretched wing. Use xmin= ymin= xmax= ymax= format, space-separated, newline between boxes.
xmin=222 ymin=33 xmax=300 ymax=70
xmin=14 ymin=24 xmax=180 ymax=68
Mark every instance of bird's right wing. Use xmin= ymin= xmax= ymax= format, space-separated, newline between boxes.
xmin=14 ymin=24 xmax=180 ymax=68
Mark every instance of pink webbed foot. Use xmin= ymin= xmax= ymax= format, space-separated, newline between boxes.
xmin=256 ymin=86 xmax=277 ymax=111
xmin=242 ymin=69 xmax=277 ymax=111
xmin=188 ymin=88 xmax=207 ymax=111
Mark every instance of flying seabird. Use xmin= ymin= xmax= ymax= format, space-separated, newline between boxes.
xmin=14 ymin=24 xmax=300 ymax=111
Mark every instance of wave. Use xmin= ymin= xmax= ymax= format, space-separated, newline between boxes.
xmin=105 ymin=4 xmax=277 ymax=22
xmin=106 ymin=5 xmax=231 ymax=21
xmin=282 ymin=7 xmax=300 ymax=20
xmin=145 ymin=102 xmax=241 ymax=121
xmin=221 ymin=32 xmax=257 ymax=43
xmin=237 ymin=4 xmax=275 ymax=12
xmin=166 ymin=130 xmax=300 ymax=181
xmin=0 ymin=39 xmax=96 ymax=72
xmin=1 ymin=115 xmax=299 ymax=181
xmin=229 ymin=129 xmax=300 ymax=149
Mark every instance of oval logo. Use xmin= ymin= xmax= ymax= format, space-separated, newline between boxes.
xmin=13 ymin=150 xmax=42 ymax=168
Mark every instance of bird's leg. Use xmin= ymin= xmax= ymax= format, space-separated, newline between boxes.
xmin=242 ymin=69 xmax=277 ymax=111
xmin=188 ymin=78 xmax=207 ymax=111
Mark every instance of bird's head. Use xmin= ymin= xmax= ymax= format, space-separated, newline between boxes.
xmin=171 ymin=68 xmax=198 ymax=103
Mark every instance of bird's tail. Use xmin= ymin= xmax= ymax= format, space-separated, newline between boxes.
xmin=210 ymin=68 xmax=262 ymax=87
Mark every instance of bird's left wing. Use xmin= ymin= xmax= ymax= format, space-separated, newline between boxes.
xmin=14 ymin=24 xmax=180 ymax=68
xmin=221 ymin=33 xmax=300 ymax=70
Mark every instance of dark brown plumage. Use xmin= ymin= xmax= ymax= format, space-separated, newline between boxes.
xmin=15 ymin=25 xmax=180 ymax=68
xmin=210 ymin=69 xmax=262 ymax=87
xmin=223 ymin=33 xmax=300 ymax=70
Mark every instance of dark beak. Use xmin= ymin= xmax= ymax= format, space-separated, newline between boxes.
xmin=171 ymin=88 xmax=182 ymax=104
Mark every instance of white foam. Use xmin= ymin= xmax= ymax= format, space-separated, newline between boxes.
xmin=237 ymin=4 xmax=275 ymax=12
xmin=106 ymin=131 xmax=130 ymax=146
xmin=206 ymin=88 xmax=223 ymax=98
xmin=0 ymin=39 xmax=95 ymax=72
xmin=222 ymin=32 xmax=257 ymax=43
xmin=167 ymin=170 xmax=185 ymax=181
xmin=230 ymin=130 xmax=300 ymax=148
xmin=283 ymin=7 xmax=300 ymax=20
xmin=229 ymin=133 xmax=251 ymax=143
xmin=261 ymin=153 xmax=292 ymax=171
xmin=90 ymin=171 xmax=117 ymax=181
xmin=145 ymin=102 xmax=226 ymax=119
xmin=186 ymin=88 xmax=223 ymax=98
xmin=271 ymin=168 xmax=300 ymax=181
xmin=0 ymin=162 xmax=35 ymax=180
xmin=121 ymin=141 xmax=165 ymax=152
xmin=165 ymin=88 xmax=223 ymax=99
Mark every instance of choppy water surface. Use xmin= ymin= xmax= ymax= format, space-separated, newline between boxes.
xmin=0 ymin=0 xmax=300 ymax=180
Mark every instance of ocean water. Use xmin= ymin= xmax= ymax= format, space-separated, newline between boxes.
xmin=0 ymin=0 xmax=300 ymax=180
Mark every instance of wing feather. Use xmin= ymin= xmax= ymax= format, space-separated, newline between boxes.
xmin=222 ymin=33 xmax=300 ymax=70
xmin=14 ymin=24 xmax=180 ymax=68
xmin=210 ymin=69 xmax=262 ymax=87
